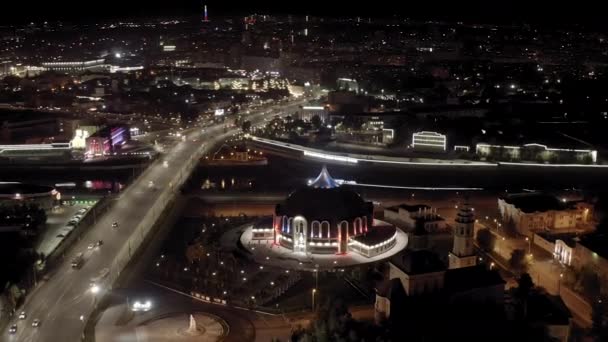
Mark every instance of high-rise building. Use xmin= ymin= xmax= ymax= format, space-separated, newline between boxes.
xmin=202 ymin=4 xmax=209 ymax=22
xmin=448 ymin=202 xmax=477 ymax=269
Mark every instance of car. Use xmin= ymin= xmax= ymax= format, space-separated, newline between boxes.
xmin=95 ymin=240 xmax=103 ymax=247
xmin=148 ymin=181 xmax=155 ymax=188
xmin=9 ymin=324 xmax=17 ymax=334
xmin=112 ymin=222 xmax=118 ymax=229
xmin=32 ymin=319 xmax=41 ymax=327
xmin=56 ymin=234 xmax=65 ymax=238
xmin=68 ymin=220 xmax=78 ymax=226
xmin=87 ymin=243 xmax=95 ymax=250
xmin=78 ymin=208 xmax=87 ymax=214
xmin=18 ymin=311 xmax=26 ymax=319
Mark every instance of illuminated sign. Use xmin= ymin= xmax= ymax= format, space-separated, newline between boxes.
xmin=214 ymin=109 xmax=225 ymax=116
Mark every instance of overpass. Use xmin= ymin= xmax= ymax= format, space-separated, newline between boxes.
xmin=4 ymin=98 xmax=308 ymax=341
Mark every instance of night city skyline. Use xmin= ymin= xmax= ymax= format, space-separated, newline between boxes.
xmin=1 ymin=1 xmax=605 ymax=26
xmin=1 ymin=1 xmax=608 ymax=341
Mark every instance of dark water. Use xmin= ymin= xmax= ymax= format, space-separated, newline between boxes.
xmin=0 ymin=169 xmax=131 ymax=195
xmin=189 ymin=155 xmax=608 ymax=193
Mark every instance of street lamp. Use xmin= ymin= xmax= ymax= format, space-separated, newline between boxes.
xmin=558 ymin=273 xmax=564 ymax=293
xmin=90 ymin=285 xmax=100 ymax=294
xmin=312 ymin=288 xmax=317 ymax=312
xmin=525 ymin=237 xmax=531 ymax=255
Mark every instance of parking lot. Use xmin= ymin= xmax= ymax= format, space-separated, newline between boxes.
xmin=36 ymin=200 xmax=98 ymax=258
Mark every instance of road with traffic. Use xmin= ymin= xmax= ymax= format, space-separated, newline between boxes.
xmin=3 ymin=97 xmax=309 ymax=341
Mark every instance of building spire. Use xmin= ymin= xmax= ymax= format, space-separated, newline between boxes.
xmin=309 ymin=165 xmax=339 ymax=189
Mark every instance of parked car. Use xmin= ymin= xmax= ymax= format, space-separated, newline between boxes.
xmin=18 ymin=311 xmax=26 ymax=319
xmin=32 ymin=319 xmax=41 ymax=327
xmin=9 ymin=324 xmax=17 ymax=334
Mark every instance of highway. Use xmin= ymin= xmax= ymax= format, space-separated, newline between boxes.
xmin=3 ymin=97 xmax=308 ymax=341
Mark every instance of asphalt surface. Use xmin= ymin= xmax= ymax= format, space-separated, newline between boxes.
xmin=3 ymin=97 xmax=308 ymax=342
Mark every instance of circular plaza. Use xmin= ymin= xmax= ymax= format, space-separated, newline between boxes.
xmin=135 ymin=312 xmax=228 ymax=342
xmin=238 ymin=166 xmax=408 ymax=270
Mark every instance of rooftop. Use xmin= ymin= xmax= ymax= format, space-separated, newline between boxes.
xmin=0 ymin=182 xmax=55 ymax=196
xmin=525 ymin=293 xmax=572 ymax=326
xmin=444 ymin=265 xmax=505 ymax=295
xmin=308 ymin=165 xmax=339 ymax=189
xmin=376 ymin=278 xmax=406 ymax=300
xmin=253 ymin=216 xmax=274 ymax=229
xmin=391 ymin=204 xmax=431 ymax=213
xmin=351 ymin=223 xmax=396 ymax=246
xmin=500 ymin=193 xmax=567 ymax=213
xmin=578 ymin=233 xmax=608 ymax=260
xmin=390 ymin=249 xmax=446 ymax=275
xmin=535 ymin=232 xmax=579 ymax=248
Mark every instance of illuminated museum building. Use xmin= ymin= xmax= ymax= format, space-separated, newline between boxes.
xmin=273 ymin=167 xmax=397 ymax=257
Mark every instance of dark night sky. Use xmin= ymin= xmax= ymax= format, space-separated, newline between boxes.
xmin=0 ymin=0 xmax=605 ymax=28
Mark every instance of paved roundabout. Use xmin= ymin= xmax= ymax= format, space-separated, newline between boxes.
xmin=135 ymin=312 xmax=229 ymax=342
xmin=238 ymin=224 xmax=408 ymax=271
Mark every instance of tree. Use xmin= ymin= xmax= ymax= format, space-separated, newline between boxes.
xmin=517 ymin=273 xmax=534 ymax=296
xmin=503 ymin=217 xmax=518 ymax=237
xmin=241 ymin=120 xmax=252 ymax=132
xmin=311 ymin=115 xmax=322 ymax=129
xmin=592 ymin=298 xmax=608 ymax=340
xmin=513 ymin=273 xmax=534 ymax=320
xmin=509 ymin=249 xmax=528 ymax=274
xmin=578 ymin=265 xmax=602 ymax=300
xmin=476 ymin=228 xmax=495 ymax=252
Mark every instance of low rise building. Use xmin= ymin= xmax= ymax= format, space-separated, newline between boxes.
xmin=0 ymin=182 xmax=59 ymax=210
xmin=411 ymin=131 xmax=446 ymax=152
xmin=572 ymin=233 xmax=608 ymax=296
xmin=375 ymin=250 xmax=504 ymax=323
xmin=85 ymin=124 xmax=131 ymax=158
xmin=384 ymin=204 xmax=446 ymax=232
xmin=296 ymin=106 xmax=329 ymax=124
xmin=476 ymin=143 xmax=597 ymax=164
xmin=498 ymin=193 xmax=592 ymax=236
xmin=533 ymin=232 xmax=578 ymax=266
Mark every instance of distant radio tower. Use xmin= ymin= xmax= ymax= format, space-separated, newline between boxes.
xmin=203 ymin=4 xmax=209 ymax=22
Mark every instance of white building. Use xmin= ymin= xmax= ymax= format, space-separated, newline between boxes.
xmin=411 ymin=131 xmax=446 ymax=152
xmin=475 ymin=143 xmax=597 ymax=164
xmin=498 ymin=193 xmax=592 ymax=236
xmin=384 ymin=204 xmax=446 ymax=232
xmin=298 ymin=106 xmax=329 ymax=124
xmin=42 ymin=59 xmax=109 ymax=74
xmin=448 ymin=204 xmax=477 ymax=269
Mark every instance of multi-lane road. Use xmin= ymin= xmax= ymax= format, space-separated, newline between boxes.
xmin=4 ymin=98 xmax=308 ymax=341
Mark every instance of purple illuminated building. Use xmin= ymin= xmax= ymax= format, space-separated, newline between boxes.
xmin=85 ymin=125 xmax=131 ymax=157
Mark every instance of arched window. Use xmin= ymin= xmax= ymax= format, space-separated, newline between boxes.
xmin=321 ymin=221 xmax=330 ymax=238
xmin=311 ymin=221 xmax=321 ymax=238
xmin=354 ymin=217 xmax=362 ymax=234
xmin=287 ymin=217 xmax=294 ymax=233
xmin=339 ymin=221 xmax=349 ymax=238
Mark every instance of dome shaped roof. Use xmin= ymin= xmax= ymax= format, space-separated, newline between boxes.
xmin=276 ymin=167 xmax=372 ymax=220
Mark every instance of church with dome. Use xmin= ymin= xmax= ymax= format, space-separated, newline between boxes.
xmin=272 ymin=166 xmax=399 ymax=258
